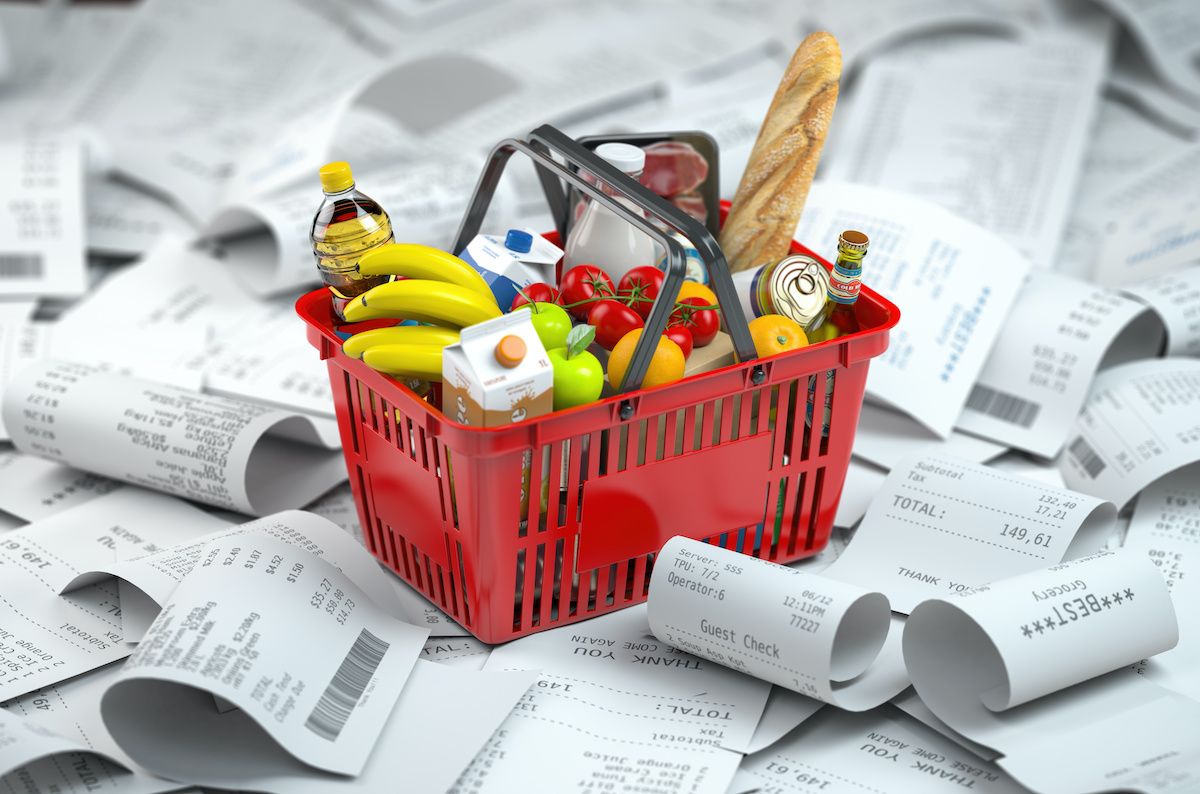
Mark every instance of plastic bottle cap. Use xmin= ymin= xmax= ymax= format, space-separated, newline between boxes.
xmin=494 ymin=335 xmax=526 ymax=368
xmin=595 ymin=142 xmax=645 ymax=174
xmin=505 ymin=229 xmax=533 ymax=253
xmin=319 ymin=161 xmax=354 ymax=194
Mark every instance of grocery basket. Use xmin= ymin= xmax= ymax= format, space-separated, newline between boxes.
xmin=297 ymin=125 xmax=899 ymax=643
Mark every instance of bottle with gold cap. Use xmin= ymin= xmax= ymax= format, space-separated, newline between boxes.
xmin=805 ymin=229 xmax=868 ymax=342
xmin=311 ymin=161 xmax=394 ymax=320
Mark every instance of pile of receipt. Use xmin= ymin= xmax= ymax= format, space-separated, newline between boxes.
xmin=0 ymin=0 xmax=1198 ymax=792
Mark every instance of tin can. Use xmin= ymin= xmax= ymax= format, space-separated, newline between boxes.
xmin=736 ymin=254 xmax=830 ymax=324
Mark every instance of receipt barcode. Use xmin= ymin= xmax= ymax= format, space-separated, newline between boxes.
xmin=304 ymin=628 xmax=389 ymax=741
xmin=0 ymin=254 xmax=44 ymax=278
xmin=1068 ymin=436 xmax=1106 ymax=478
xmin=965 ymin=384 xmax=1041 ymax=428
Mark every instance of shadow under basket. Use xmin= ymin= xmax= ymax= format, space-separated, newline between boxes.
xmin=297 ymin=224 xmax=898 ymax=644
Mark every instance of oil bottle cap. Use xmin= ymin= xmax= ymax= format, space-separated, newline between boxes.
xmin=505 ymin=229 xmax=533 ymax=253
xmin=494 ymin=335 xmax=526 ymax=368
xmin=595 ymin=142 xmax=645 ymax=174
xmin=319 ymin=161 xmax=355 ymax=194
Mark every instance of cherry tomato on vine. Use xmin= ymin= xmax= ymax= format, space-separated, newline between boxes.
xmin=510 ymin=282 xmax=559 ymax=311
xmin=664 ymin=325 xmax=693 ymax=359
xmin=617 ymin=266 xmax=665 ymax=321
xmin=588 ymin=298 xmax=644 ymax=350
xmin=668 ymin=296 xmax=719 ymax=347
xmin=558 ymin=264 xmax=615 ymax=320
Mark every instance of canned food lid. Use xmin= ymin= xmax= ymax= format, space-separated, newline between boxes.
xmin=495 ymin=335 xmax=527 ymax=368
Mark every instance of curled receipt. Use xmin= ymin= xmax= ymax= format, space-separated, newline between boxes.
xmin=647 ymin=536 xmax=908 ymax=711
xmin=904 ymin=549 xmax=1200 ymax=794
xmin=1 ymin=359 xmax=345 ymax=516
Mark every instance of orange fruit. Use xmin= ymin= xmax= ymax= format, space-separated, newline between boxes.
xmin=607 ymin=328 xmax=685 ymax=389
xmin=748 ymin=314 xmax=808 ymax=357
xmin=677 ymin=281 xmax=718 ymax=308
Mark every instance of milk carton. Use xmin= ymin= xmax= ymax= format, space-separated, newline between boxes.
xmin=442 ymin=312 xmax=553 ymax=427
xmin=458 ymin=228 xmax=562 ymax=311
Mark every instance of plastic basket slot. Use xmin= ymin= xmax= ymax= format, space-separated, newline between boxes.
xmin=786 ymin=470 xmax=809 ymax=558
xmin=422 ymin=551 xmax=437 ymax=606
xmin=417 ymin=423 xmax=431 ymax=469
xmin=444 ymin=447 xmax=460 ymax=529
xmin=443 ymin=535 xmax=460 ymax=616
xmin=819 ymin=369 xmax=835 ymax=458
xmin=429 ymin=444 xmax=447 ymax=524
xmin=586 ymin=567 xmax=599 ymax=613
xmin=531 ymin=543 xmax=546 ymax=627
xmin=718 ymin=395 xmax=735 ymax=446
xmin=634 ymin=418 xmax=651 ymax=467
xmin=341 ymin=371 xmax=360 ymax=456
xmin=564 ymin=435 xmax=585 ymax=528
xmin=511 ymin=548 xmax=526 ymax=631
xmin=549 ymin=537 xmax=565 ymax=624
xmin=799 ymin=374 xmax=816 ymax=462
xmin=567 ymin=538 xmax=581 ymax=618
xmin=353 ymin=465 xmax=376 ymax=557
xmin=615 ymin=424 xmax=630 ymax=473
xmin=806 ymin=467 xmax=827 ymax=552
xmin=454 ymin=539 xmax=472 ymax=626
xmin=379 ymin=397 xmax=392 ymax=444
xmin=385 ymin=517 xmax=405 ymax=579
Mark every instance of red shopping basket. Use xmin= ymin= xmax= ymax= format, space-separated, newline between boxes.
xmin=297 ymin=126 xmax=898 ymax=643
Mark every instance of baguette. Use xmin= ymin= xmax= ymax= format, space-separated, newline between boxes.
xmin=720 ymin=32 xmax=842 ymax=272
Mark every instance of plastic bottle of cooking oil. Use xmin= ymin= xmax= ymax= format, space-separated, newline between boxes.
xmin=311 ymin=161 xmax=394 ymax=320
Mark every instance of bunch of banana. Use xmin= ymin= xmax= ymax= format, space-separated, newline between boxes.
xmin=341 ymin=244 xmax=501 ymax=381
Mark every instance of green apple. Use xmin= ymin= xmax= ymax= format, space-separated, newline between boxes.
xmin=549 ymin=325 xmax=603 ymax=410
xmin=515 ymin=301 xmax=572 ymax=351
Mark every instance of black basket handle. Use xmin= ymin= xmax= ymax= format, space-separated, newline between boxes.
xmin=452 ymin=124 xmax=758 ymax=395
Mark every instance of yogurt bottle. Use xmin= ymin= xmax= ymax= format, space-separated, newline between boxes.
xmin=564 ymin=143 xmax=658 ymax=285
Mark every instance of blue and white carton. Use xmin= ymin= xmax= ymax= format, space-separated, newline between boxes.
xmin=458 ymin=229 xmax=562 ymax=311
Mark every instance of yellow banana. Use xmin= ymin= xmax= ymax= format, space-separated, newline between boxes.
xmin=362 ymin=344 xmax=444 ymax=381
xmin=358 ymin=244 xmax=497 ymax=307
xmin=343 ymin=279 xmax=503 ymax=327
xmin=342 ymin=325 xmax=460 ymax=360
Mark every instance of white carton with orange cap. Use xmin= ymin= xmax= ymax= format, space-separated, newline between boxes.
xmin=442 ymin=312 xmax=553 ymax=427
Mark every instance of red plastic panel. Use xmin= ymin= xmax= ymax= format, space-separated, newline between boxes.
xmin=577 ymin=432 xmax=773 ymax=571
xmin=363 ymin=427 xmax=449 ymax=568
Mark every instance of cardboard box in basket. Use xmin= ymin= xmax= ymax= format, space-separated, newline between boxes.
xmin=442 ymin=312 xmax=553 ymax=427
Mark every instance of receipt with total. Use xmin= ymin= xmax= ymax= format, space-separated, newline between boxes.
xmin=823 ymin=454 xmax=1115 ymax=613
xmin=453 ymin=604 xmax=770 ymax=794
